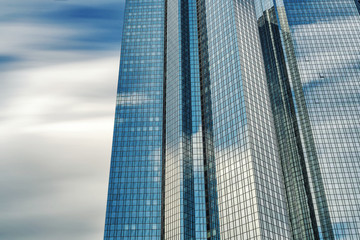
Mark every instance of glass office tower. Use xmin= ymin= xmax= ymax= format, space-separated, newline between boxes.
xmin=254 ymin=0 xmax=360 ymax=239
xmin=104 ymin=1 xmax=165 ymax=239
xmin=272 ymin=1 xmax=360 ymax=239
xmin=105 ymin=0 xmax=360 ymax=239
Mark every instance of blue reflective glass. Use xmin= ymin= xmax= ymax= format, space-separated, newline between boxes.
xmin=104 ymin=1 xmax=360 ymax=239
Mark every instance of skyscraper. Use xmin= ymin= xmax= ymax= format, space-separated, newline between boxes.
xmin=104 ymin=0 xmax=360 ymax=239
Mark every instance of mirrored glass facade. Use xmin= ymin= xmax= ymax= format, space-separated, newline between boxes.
xmin=272 ymin=0 xmax=360 ymax=239
xmin=105 ymin=0 xmax=360 ymax=239
xmin=104 ymin=0 xmax=165 ymax=239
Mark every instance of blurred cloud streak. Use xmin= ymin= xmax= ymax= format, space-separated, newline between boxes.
xmin=0 ymin=0 xmax=125 ymax=239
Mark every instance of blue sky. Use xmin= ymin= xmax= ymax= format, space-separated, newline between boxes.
xmin=0 ymin=1 xmax=125 ymax=239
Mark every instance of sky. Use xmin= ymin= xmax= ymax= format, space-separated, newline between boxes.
xmin=0 ymin=0 xmax=125 ymax=239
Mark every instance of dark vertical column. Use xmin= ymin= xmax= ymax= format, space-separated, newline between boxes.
xmin=188 ymin=0 xmax=208 ymax=238
xmin=180 ymin=1 xmax=196 ymax=239
xmin=161 ymin=0 xmax=167 ymax=239
xmin=196 ymin=1 xmax=221 ymax=239
xmin=163 ymin=0 xmax=195 ymax=239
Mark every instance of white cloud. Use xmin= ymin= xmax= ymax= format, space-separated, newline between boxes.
xmin=1 ymin=57 xmax=118 ymax=133
xmin=0 ymin=56 xmax=119 ymax=239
